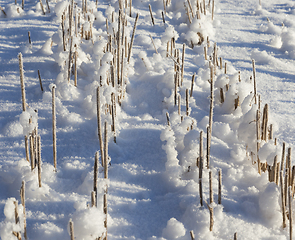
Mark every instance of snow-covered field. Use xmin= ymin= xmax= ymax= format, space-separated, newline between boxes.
xmin=0 ymin=0 xmax=295 ymax=239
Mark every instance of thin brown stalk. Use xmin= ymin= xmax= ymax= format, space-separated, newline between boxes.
xmin=149 ymin=34 xmax=158 ymax=54
xmin=18 ymin=53 xmax=26 ymax=112
xmin=74 ymin=51 xmax=78 ymax=86
xmin=97 ymin=87 xmax=104 ymax=167
xmin=20 ymin=181 xmax=27 ymax=239
xmin=289 ymin=186 xmax=293 ymax=240
xmin=149 ymin=4 xmax=155 ymax=25
xmin=39 ymin=0 xmax=45 ymax=14
xmin=190 ymin=74 xmax=195 ymax=97
xmin=37 ymin=135 xmax=41 ymax=187
xmin=209 ymin=170 xmax=213 ymax=204
xmin=218 ymin=169 xmax=222 ymax=204
xmin=127 ymin=13 xmax=139 ymax=63
xmin=25 ymin=136 xmax=30 ymax=162
xmin=70 ymin=219 xmax=74 ymax=240
xmin=181 ymin=44 xmax=185 ymax=85
xmin=256 ymin=110 xmax=261 ymax=174
xmin=94 ymin=151 xmax=99 ymax=206
xmin=280 ymin=171 xmax=287 ymax=228
xmin=186 ymin=89 xmax=189 ymax=116
xmin=37 ymin=70 xmax=44 ymax=91
xmin=199 ymin=131 xmax=203 ymax=206
xmin=104 ymin=121 xmax=108 ymax=179
xmin=52 ymin=86 xmax=57 ymax=171
xmin=190 ymin=230 xmax=195 ymax=240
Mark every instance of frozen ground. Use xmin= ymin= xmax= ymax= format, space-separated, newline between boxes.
xmin=0 ymin=0 xmax=295 ymax=239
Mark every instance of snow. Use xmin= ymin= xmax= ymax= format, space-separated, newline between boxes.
xmin=0 ymin=0 xmax=295 ymax=239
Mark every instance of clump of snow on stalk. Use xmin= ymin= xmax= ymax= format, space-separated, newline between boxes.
xmin=162 ymin=218 xmax=186 ymax=239
xmin=19 ymin=108 xmax=38 ymax=136
xmin=0 ymin=198 xmax=24 ymax=240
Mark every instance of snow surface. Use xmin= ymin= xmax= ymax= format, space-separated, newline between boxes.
xmin=0 ymin=0 xmax=295 ymax=239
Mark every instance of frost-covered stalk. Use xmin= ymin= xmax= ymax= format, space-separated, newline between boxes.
xmin=91 ymin=191 xmax=96 ymax=207
xmin=203 ymin=0 xmax=206 ymax=15
xmin=190 ymin=74 xmax=195 ymax=97
xmin=29 ymin=135 xmax=35 ymax=170
xmin=162 ymin=0 xmax=166 ymax=14
xmin=93 ymin=151 xmax=98 ymax=206
xmin=52 ymin=86 xmax=57 ymax=171
xmin=280 ymin=171 xmax=287 ymax=228
xmin=181 ymin=44 xmax=185 ymax=85
xmin=117 ymin=10 xmax=121 ymax=85
xmin=252 ymin=59 xmax=257 ymax=104
xmin=38 ymin=135 xmax=42 ymax=188
xmin=14 ymin=201 xmax=19 ymax=224
xmin=269 ymin=124 xmax=273 ymax=140
xmin=111 ymin=93 xmax=116 ymax=143
xmin=38 ymin=70 xmax=43 ymax=91
xmin=285 ymin=172 xmax=289 ymax=209
xmin=218 ymin=169 xmax=222 ymax=204
xmin=103 ymin=192 xmax=108 ymax=240
xmin=129 ymin=0 xmax=132 ymax=17
xmin=178 ymin=95 xmax=181 ymax=115
xmin=256 ymin=110 xmax=261 ymax=174
xmin=208 ymin=202 xmax=214 ymax=231
xmin=62 ymin=15 xmax=66 ymax=51
xmin=211 ymin=0 xmax=214 ymax=20
xmin=28 ymin=31 xmax=31 ymax=44
xmin=271 ymin=155 xmax=277 ymax=183
xmin=39 ymin=0 xmax=45 ymax=15
xmin=199 ymin=131 xmax=203 ymax=206
xmin=20 ymin=181 xmax=27 ymax=239
xmin=287 ymin=148 xmax=292 ymax=186
xmin=206 ymin=126 xmax=210 ymax=168
xmin=149 ymin=34 xmax=158 ymax=54
xmin=186 ymin=89 xmax=189 ymax=116
xmin=289 ymin=186 xmax=293 ymax=240
xmin=104 ymin=121 xmax=108 ymax=179
xmin=187 ymin=0 xmax=194 ymax=18
xmin=127 ymin=13 xmax=139 ymax=63
xmin=74 ymin=51 xmax=77 ymax=87
xmin=209 ymin=171 xmax=213 ymax=204
xmin=190 ymin=231 xmax=195 ymax=240
xmin=69 ymin=219 xmax=74 ymax=240
xmin=261 ymin=104 xmax=268 ymax=141
xmin=166 ymin=112 xmax=170 ymax=126
xmin=207 ymin=65 xmax=214 ymax=161
xmin=68 ymin=37 xmax=73 ymax=83
xmin=97 ymin=87 xmax=105 ymax=167
xmin=220 ymin=88 xmax=224 ymax=103
xmin=149 ymin=4 xmax=155 ymax=25
xmin=18 ymin=53 xmax=26 ymax=112
xmin=25 ymin=136 xmax=30 ymax=162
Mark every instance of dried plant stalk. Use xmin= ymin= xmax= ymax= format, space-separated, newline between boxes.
xmin=181 ymin=44 xmax=185 ymax=85
xmin=104 ymin=121 xmax=108 ymax=179
xmin=69 ymin=219 xmax=74 ymax=240
xmin=209 ymin=171 xmax=213 ymax=204
xmin=29 ymin=135 xmax=35 ymax=170
xmin=97 ymin=87 xmax=104 ymax=167
xmin=117 ymin=10 xmax=121 ymax=85
xmin=74 ymin=51 xmax=78 ymax=87
xmin=261 ymin=104 xmax=268 ymax=141
xmin=272 ymin=155 xmax=277 ymax=184
xmin=199 ymin=131 xmax=203 ymax=206
xmin=190 ymin=230 xmax=195 ymax=240
xmin=186 ymin=89 xmax=189 ymax=116
xmin=14 ymin=201 xmax=19 ymax=224
xmin=149 ymin=34 xmax=158 ymax=54
xmin=187 ymin=0 xmax=194 ymax=18
xmin=20 ymin=181 xmax=27 ymax=239
xmin=52 ymin=86 xmax=57 ymax=171
xmin=39 ymin=0 xmax=45 ymax=14
xmin=178 ymin=94 xmax=181 ymax=115
xmin=18 ymin=53 xmax=26 ymax=112
xmin=127 ymin=13 xmax=139 ymax=63
xmin=91 ymin=191 xmax=96 ymax=207
xmin=234 ymin=232 xmax=237 ymax=240
xmin=166 ymin=112 xmax=170 ymax=126
xmin=218 ymin=169 xmax=222 ymax=204
xmin=256 ymin=110 xmax=261 ymax=174
xmin=208 ymin=65 xmax=214 ymax=158
xmin=149 ymin=4 xmax=155 ymax=25
xmin=289 ymin=186 xmax=293 ymax=240
xmin=190 ymin=74 xmax=195 ymax=97
xmin=252 ymin=59 xmax=257 ymax=104
xmin=206 ymin=126 xmax=210 ymax=168
xmin=37 ymin=135 xmax=42 ymax=187
xmin=94 ymin=151 xmax=99 ymax=206
xmin=38 ymin=70 xmax=44 ymax=91
xmin=25 ymin=136 xmax=30 ymax=162
xmin=220 ymin=88 xmax=224 ymax=103
xmin=103 ymin=190 xmax=108 ymax=240
xmin=288 ymin=148 xmax=292 ymax=186
xmin=130 ymin=0 xmax=132 ymax=17
xmin=28 ymin=31 xmax=31 ymax=44
xmin=174 ymin=72 xmax=178 ymax=106
xmin=0 ymin=5 xmax=6 ymax=16
xmin=211 ymin=0 xmax=214 ymax=20
xmin=161 ymin=11 xmax=165 ymax=23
